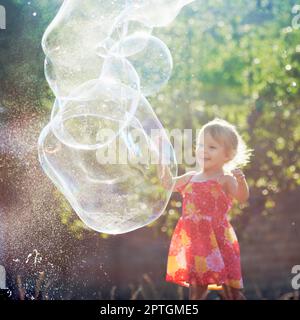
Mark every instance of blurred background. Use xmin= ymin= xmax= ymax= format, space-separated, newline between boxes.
xmin=0 ymin=0 xmax=300 ymax=300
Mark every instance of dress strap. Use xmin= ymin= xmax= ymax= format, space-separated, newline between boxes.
xmin=176 ymin=173 xmax=195 ymax=193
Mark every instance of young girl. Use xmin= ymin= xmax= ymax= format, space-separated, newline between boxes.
xmin=162 ymin=118 xmax=253 ymax=300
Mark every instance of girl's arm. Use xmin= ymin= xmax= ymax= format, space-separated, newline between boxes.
xmin=157 ymin=163 xmax=173 ymax=189
xmin=158 ymin=163 xmax=196 ymax=192
xmin=225 ymin=169 xmax=249 ymax=204
xmin=155 ymin=135 xmax=195 ymax=192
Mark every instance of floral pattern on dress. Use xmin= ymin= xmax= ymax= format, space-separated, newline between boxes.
xmin=165 ymin=176 xmax=244 ymax=290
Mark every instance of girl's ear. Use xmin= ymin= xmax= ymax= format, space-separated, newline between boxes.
xmin=225 ymin=149 xmax=235 ymax=162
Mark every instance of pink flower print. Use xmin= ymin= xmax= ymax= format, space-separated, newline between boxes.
xmin=210 ymin=185 xmax=220 ymax=200
xmin=206 ymin=249 xmax=225 ymax=272
xmin=166 ymin=179 xmax=243 ymax=289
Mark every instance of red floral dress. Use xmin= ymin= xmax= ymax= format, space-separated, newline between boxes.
xmin=165 ymin=175 xmax=244 ymax=290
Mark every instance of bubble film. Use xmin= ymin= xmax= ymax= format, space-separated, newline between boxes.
xmin=38 ymin=0 xmax=195 ymax=234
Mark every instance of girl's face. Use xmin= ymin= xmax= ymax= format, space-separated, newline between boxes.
xmin=196 ymin=131 xmax=231 ymax=170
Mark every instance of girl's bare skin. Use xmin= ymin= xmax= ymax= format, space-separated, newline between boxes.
xmin=221 ymin=284 xmax=247 ymax=300
xmin=189 ymin=282 xmax=209 ymax=300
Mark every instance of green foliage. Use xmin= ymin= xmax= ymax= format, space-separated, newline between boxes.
xmin=1 ymin=0 xmax=299 ymax=238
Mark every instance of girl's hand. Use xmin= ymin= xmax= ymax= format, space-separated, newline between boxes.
xmin=229 ymin=168 xmax=249 ymax=203
xmin=231 ymin=168 xmax=246 ymax=182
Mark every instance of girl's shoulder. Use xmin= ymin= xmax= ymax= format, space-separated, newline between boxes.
xmin=219 ymin=174 xmax=236 ymax=198
xmin=219 ymin=172 xmax=232 ymax=181
xmin=220 ymin=173 xmax=236 ymax=185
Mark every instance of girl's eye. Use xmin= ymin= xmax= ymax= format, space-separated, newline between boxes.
xmin=198 ymin=144 xmax=216 ymax=149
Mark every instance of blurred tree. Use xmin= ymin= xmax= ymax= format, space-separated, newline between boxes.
xmin=0 ymin=0 xmax=299 ymax=240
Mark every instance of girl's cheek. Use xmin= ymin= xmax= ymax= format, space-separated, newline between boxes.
xmin=209 ymin=149 xmax=215 ymax=156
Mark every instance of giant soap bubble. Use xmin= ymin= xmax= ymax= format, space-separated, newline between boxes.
xmin=38 ymin=0 xmax=195 ymax=234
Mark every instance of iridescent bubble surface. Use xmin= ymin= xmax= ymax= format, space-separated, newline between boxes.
xmin=38 ymin=0 xmax=195 ymax=234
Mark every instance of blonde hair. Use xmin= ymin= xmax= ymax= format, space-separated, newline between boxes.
xmin=196 ymin=118 xmax=253 ymax=172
